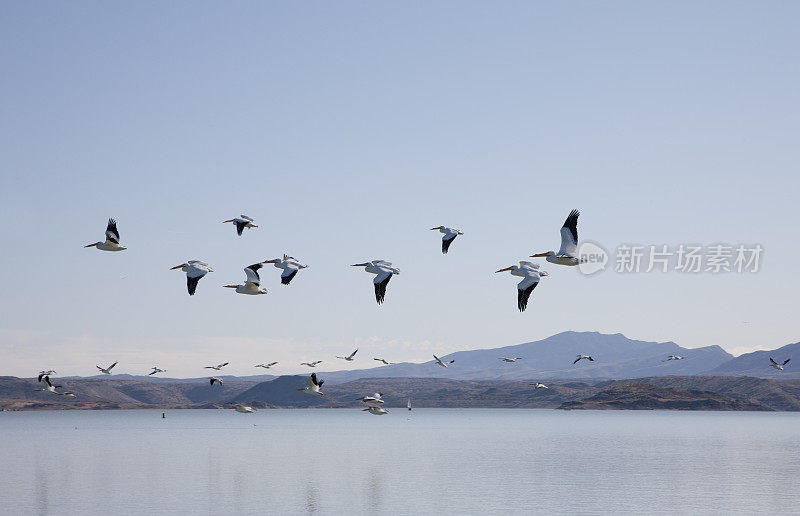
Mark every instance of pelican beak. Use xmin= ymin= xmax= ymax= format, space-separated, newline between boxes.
xmin=351 ymin=263 xmax=369 ymax=267
xmin=541 ymin=271 xmax=549 ymax=276
xmin=458 ymin=231 xmax=464 ymax=235
xmin=251 ymin=225 xmax=259 ymax=228
xmin=495 ymin=266 xmax=514 ymax=273
xmin=262 ymin=259 xmax=279 ymax=263
xmin=170 ymin=264 xmax=184 ymax=270
xmin=530 ymin=253 xmax=548 ymax=257
xmin=223 ymin=285 xmax=238 ymax=288
xmin=429 ymin=227 xmax=440 ymax=230
xmin=84 ymin=243 xmax=97 ymax=248
xmin=222 ymin=219 xmax=234 ymax=223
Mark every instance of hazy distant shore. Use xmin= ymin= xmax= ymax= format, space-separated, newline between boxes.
xmin=3 ymin=374 xmax=800 ymax=412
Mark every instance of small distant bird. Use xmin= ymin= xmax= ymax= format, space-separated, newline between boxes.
xmin=363 ymin=406 xmax=389 ymax=415
xmin=38 ymin=370 xmax=56 ymax=382
xmin=262 ymin=255 xmax=309 ymax=285
xmin=770 ymin=357 xmax=790 ymax=371
xmin=223 ymin=215 xmax=258 ymax=236
xmin=530 ymin=382 xmax=548 ymax=389
xmin=351 ymin=260 xmax=400 ymax=304
xmin=500 ymin=357 xmax=522 ymax=363
xmin=255 ymin=362 xmax=278 ymax=369
xmin=495 ymin=262 xmax=549 ymax=312
xmin=297 ymin=373 xmax=324 ymax=395
xmin=663 ymin=355 xmax=685 ymax=362
xmin=573 ymin=355 xmax=594 ymax=364
xmin=336 ymin=349 xmax=358 ymax=361
xmin=85 ymin=218 xmax=126 ymax=251
xmin=148 ymin=367 xmax=167 ymax=376
xmin=356 ymin=393 xmax=384 ymax=405
xmin=170 ymin=261 xmax=213 ymax=296
xmin=301 ymin=361 xmax=323 ymax=368
xmin=433 ymin=354 xmax=454 ymax=368
xmin=205 ymin=362 xmax=229 ymax=371
xmin=96 ymin=361 xmax=118 ymax=374
xmin=230 ymin=403 xmax=255 ymax=413
xmin=373 ymin=358 xmax=395 ymax=365
xmin=209 ymin=377 xmax=223 ymax=386
xmin=62 ymin=392 xmax=77 ymax=398
xmin=224 ymin=263 xmax=268 ymax=295
xmin=530 ymin=209 xmax=582 ymax=266
xmin=430 ymin=226 xmax=464 ymax=254
xmin=36 ymin=376 xmax=61 ymax=395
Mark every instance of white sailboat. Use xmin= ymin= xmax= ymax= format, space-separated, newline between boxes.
xmin=407 ymin=398 xmax=412 ymax=411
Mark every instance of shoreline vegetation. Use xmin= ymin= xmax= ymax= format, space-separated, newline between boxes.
xmin=3 ymin=374 xmax=799 ymax=412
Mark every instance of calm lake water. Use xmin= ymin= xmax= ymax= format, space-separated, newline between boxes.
xmin=2 ymin=408 xmax=799 ymax=515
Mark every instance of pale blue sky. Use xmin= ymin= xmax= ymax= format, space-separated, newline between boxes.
xmin=1 ymin=1 xmax=798 ymax=377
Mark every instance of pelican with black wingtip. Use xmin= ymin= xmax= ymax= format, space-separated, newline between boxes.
xmin=494 ymin=261 xmax=549 ymax=312
xmin=85 ymin=218 xmax=126 ymax=251
xmin=351 ymin=260 xmax=400 ymax=304
xmin=530 ymin=209 xmax=583 ymax=265
xmin=223 ymin=215 xmax=258 ymax=236
xmin=223 ymin=263 xmax=268 ymax=295
xmin=170 ymin=261 xmax=213 ymax=296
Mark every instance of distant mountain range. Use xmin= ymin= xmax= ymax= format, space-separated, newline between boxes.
xmin=24 ymin=331 xmax=800 ymax=385
xmin=316 ymin=331 xmax=736 ymax=383
xmin=5 ymin=331 xmax=799 ymax=412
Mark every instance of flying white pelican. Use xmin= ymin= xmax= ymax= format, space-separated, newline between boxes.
xmin=223 ymin=263 xmax=268 ymax=295
xmin=530 ymin=209 xmax=583 ymax=265
xmin=255 ymin=362 xmax=278 ymax=369
xmin=301 ymin=361 xmax=323 ymax=367
xmin=363 ymin=406 xmax=389 ymax=415
xmin=85 ymin=218 xmax=126 ymax=251
xmin=148 ymin=367 xmax=167 ymax=376
xmin=223 ymin=215 xmax=258 ymax=236
xmin=205 ymin=362 xmax=229 ymax=371
xmin=430 ymin=226 xmax=464 ymax=254
xmin=170 ymin=261 xmax=213 ymax=296
xmin=62 ymin=392 xmax=77 ymax=398
xmin=356 ymin=393 xmax=384 ymax=405
xmin=36 ymin=376 xmax=61 ymax=395
xmin=96 ymin=361 xmax=118 ymax=374
xmin=495 ymin=261 xmax=549 ymax=312
xmin=770 ymin=357 xmax=790 ymax=371
xmin=38 ymin=370 xmax=56 ymax=382
xmin=336 ymin=349 xmax=358 ymax=361
xmin=500 ymin=357 xmax=522 ymax=363
xmin=573 ymin=355 xmax=594 ymax=364
xmin=262 ymin=255 xmax=309 ymax=285
xmin=373 ymin=358 xmax=395 ymax=365
xmin=433 ymin=354 xmax=454 ymax=368
xmin=209 ymin=377 xmax=223 ymax=386
xmin=351 ymin=260 xmax=400 ymax=304
xmin=530 ymin=382 xmax=549 ymax=389
xmin=297 ymin=372 xmax=324 ymax=395
xmin=229 ymin=403 xmax=255 ymax=413
xmin=663 ymin=355 xmax=685 ymax=362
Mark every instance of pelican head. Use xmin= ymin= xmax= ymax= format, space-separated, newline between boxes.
xmin=530 ymin=251 xmax=556 ymax=258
